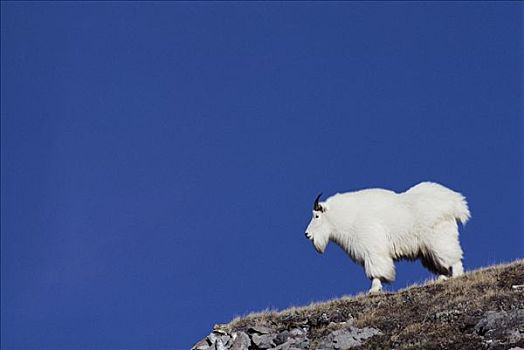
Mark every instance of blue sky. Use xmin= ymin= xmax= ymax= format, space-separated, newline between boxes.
xmin=1 ymin=2 xmax=522 ymax=349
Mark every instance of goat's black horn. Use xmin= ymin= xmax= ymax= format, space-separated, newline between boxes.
xmin=313 ymin=193 xmax=323 ymax=211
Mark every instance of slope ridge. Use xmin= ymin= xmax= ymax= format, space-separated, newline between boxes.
xmin=193 ymin=260 xmax=524 ymax=350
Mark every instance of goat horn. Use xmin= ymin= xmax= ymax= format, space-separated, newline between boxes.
xmin=314 ymin=193 xmax=323 ymax=211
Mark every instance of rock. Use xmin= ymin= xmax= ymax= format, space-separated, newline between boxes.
xmin=332 ymin=329 xmax=362 ymax=349
xmin=270 ymin=327 xmax=310 ymax=350
xmin=252 ymin=333 xmax=276 ymax=348
xmin=273 ymin=341 xmax=291 ymax=350
xmin=508 ymin=329 xmax=524 ymax=343
xmin=274 ymin=330 xmax=290 ymax=345
xmin=289 ymin=338 xmax=310 ymax=349
xmin=474 ymin=308 xmax=524 ymax=347
xmin=248 ymin=325 xmax=274 ymax=334
xmin=215 ymin=337 xmax=227 ymax=350
xmin=229 ymin=332 xmax=250 ymax=350
xmin=289 ymin=328 xmax=306 ymax=337
xmin=207 ymin=333 xmax=218 ymax=344
xmin=219 ymin=335 xmax=231 ymax=347
xmin=355 ymin=326 xmax=382 ymax=340
xmin=192 ymin=338 xmax=213 ymax=350
xmin=474 ymin=311 xmax=504 ymax=335
xmin=474 ymin=309 xmax=524 ymax=336
xmin=317 ymin=326 xmax=382 ymax=350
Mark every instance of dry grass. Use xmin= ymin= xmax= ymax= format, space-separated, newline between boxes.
xmin=217 ymin=260 xmax=524 ymax=349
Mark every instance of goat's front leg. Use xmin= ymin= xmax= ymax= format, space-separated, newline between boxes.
xmin=369 ymin=278 xmax=383 ymax=293
xmin=364 ymin=252 xmax=394 ymax=293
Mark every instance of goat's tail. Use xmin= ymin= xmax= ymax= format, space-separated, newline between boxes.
xmin=453 ymin=192 xmax=471 ymax=225
xmin=405 ymin=182 xmax=471 ymax=225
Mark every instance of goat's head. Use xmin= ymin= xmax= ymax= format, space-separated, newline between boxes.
xmin=305 ymin=193 xmax=330 ymax=254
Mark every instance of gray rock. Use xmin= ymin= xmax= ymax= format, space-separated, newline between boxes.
xmin=215 ymin=337 xmax=227 ymax=350
xmin=274 ymin=330 xmax=290 ymax=345
xmin=354 ymin=326 xmax=382 ymax=341
xmin=275 ymin=337 xmax=303 ymax=348
xmin=317 ymin=326 xmax=382 ymax=350
xmin=332 ymin=329 xmax=362 ymax=349
xmin=474 ymin=309 xmax=524 ymax=335
xmin=474 ymin=311 xmax=504 ymax=334
xmin=229 ymin=331 xmax=251 ymax=350
xmin=248 ymin=325 xmax=274 ymax=334
xmin=218 ymin=335 xmax=232 ymax=348
xmin=252 ymin=333 xmax=276 ymax=349
xmin=289 ymin=338 xmax=309 ymax=350
xmin=282 ymin=328 xmax=310 ymax=350
xmin=508 ymin=329 xmax=524 ymax=343
xmin=273 ymin=328 xmax=308 ymax=350
xmin=474 ymin=308 xmax=524 ymax=347
xmin=273 ymin=341 xmax=291 ymax=350
xmin=192 ymin=338 xmax=213 ymax=350
xmin=207 ymin=333 xmax=218 ymax=345
xmin=289 ymin=328 xmax=307 ymax=337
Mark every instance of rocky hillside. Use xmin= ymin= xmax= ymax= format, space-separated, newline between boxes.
xmin=192 ymin=260 xmax=523 ymax=350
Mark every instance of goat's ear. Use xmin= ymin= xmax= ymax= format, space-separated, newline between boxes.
xmin=319 ymin=203 xmax=327 ymax=213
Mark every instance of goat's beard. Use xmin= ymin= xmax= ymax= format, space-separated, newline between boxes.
xmin=313 ymin=232 xmax=329 ymax=254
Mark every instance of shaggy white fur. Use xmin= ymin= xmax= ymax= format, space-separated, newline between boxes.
xmin=305 ymin=182 xmax=470 ymax=293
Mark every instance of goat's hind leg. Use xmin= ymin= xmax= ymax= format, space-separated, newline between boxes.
xmin=426 ymin=220 xmax=464 ymax=281
xmin=451 ymin=260 xmax=464 ymax=277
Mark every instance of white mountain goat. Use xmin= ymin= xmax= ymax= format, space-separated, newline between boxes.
xmin=304 ymin=182 xmax=470 ymax=293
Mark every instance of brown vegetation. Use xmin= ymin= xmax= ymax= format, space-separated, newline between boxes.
xmin=212 ymin=260 xmax=524 ymax=349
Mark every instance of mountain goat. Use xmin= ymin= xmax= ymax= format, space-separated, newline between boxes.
xmin=305 ymin=182 xmax=470 ymax=293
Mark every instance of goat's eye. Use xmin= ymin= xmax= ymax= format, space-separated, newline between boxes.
xmin=315 ymin=215 xmax=319 ymax=219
